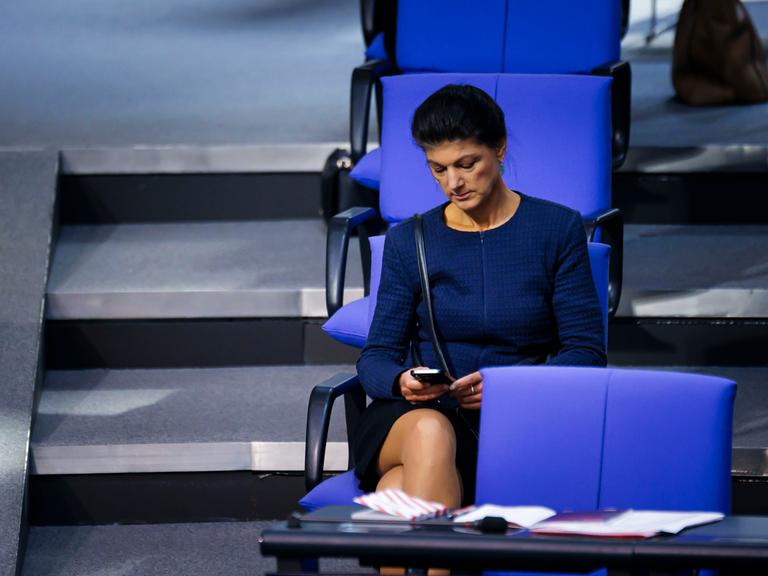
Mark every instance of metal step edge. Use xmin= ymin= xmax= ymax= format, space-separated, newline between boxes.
xmin=617 ymin=288 xmax=768 ymax=318
xmin=619 ymin=144 xmax=768 ymax=173
xmin=59 ymin=143 xmax=362 ymax=175
xmin=45 ymin=288 xmax=365 ymax=320
xmin=30 ymin=444 xmax=765 ymax=478
xmin=30 ymin=441 xmax=348 ymax=475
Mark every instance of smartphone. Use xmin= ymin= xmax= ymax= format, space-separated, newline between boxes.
xmin=410 ymin=368 xmax=452 ymax=385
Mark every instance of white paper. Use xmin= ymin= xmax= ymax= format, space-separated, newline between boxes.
xmin=453 ymin=505 xmax=556 ymax=528
xmin=533 ymin=510 xmax=724 ymax=537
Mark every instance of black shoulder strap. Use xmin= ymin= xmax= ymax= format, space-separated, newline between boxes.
xmin=414 ymin=214 xmax=452 ymax=378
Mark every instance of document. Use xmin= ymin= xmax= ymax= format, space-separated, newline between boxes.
xmin=452 ymin=504 xmax=557 ymax=528
xmin=530 ymin=510 xmax=724 ymax=538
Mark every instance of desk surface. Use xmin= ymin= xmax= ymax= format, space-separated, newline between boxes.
xmin=259 ymin=507 xmax=768 ymax=572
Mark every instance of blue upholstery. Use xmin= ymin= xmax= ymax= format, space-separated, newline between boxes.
xmin=322 ymin=235 xmax=385 ymax=349
xmin=503 ymin=2 xmax=620 ymax=74
xmin=476 ymin=367 xmax=735 ymax=514
xmin=321 ymin=296 xmax=369 ymax=348
xmin=299 ymin=470 xmax=363 ymax=511
xmin=393 ymin=0 xmax=619 ymax=74
xmin=599 ymin=370 xmax=734 ymax=513
xmin=349 ymin=146 xmax=381 ymax=191
xmin=364 ymin=32 xmax=388 ymax=61
xmin=395 ymin=0 xmax=507 ymax=73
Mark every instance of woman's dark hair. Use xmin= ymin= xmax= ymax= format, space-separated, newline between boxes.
xmin=411 ymin=84 xmax=506 ymax=150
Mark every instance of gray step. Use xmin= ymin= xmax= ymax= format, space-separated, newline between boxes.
xmin=47 ymin=219 xmax=364 ymax=320
xmin=31 ymin=365 xmax=354 ymax=475
xmin=619 ymin=224 xmax=768 ymax=318
xmin=22 ymin=522 xmax=372 ymax=576
xmin=49 ymin=222 xmax=768 ymax=322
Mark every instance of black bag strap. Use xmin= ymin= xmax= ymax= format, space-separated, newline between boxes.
xmin=414 ymin=214 xmax=453 ymax=379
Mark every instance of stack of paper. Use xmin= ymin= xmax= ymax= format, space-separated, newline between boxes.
xmin=352 ymin=489 xmax=448 ymax=520
xmin=530 ymin=510 xmax=724 ymax=538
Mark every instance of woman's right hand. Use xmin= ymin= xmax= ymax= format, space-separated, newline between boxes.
xmin=398 ymin=367 xmax=451 ymax=403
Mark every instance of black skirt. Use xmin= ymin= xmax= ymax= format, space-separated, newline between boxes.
xmin=352 ymin=398 xmax=480 ymax=506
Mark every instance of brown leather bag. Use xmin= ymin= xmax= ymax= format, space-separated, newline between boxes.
xmin=673 ymin=0 xmax=768 ymax=105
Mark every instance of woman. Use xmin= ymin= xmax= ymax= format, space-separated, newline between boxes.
xmin=354 ymin=84 xmax=607 ymax=509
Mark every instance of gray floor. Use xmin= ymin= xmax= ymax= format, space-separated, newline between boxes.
xmin=0 ymin=0 xmax=362 ymax=148
xmin=47 ymin=220 xmax=364 ymax=319
xmin=2 ymin=0 xmax=768 ymax=150
xmin=22 ymin=522 xmax=373 ymax=576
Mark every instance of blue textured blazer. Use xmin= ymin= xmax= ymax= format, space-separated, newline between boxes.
xmin=357 ymin=193 xmax=607 ymax=401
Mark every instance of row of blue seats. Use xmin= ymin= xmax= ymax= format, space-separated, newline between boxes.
xmin=297 ymin=7 xmax=736 ymax=574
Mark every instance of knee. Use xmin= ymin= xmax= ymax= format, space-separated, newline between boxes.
xmin=404 ymin=410 xmax=456 ymax=464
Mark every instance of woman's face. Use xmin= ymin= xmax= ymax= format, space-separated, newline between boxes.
xmin=424 ymin=138 xmax=505 ymax=213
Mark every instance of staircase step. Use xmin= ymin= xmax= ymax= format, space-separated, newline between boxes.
xmin=47 ymin=219 xmax=364 ymax=320
xmin=31 ymin=366 xmax=354 ymax=475
xmin=620 ymin=224 xmax=768 ymax=318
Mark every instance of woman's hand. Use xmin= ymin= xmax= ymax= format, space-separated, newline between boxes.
xmin=398 ymin=367 xmax=450 ymax=403
xmin=449 ymin=371 xmax=483 ymax=410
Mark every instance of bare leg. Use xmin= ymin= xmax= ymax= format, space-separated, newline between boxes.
xmin=377 ymin=409 xmax=461 ymax=508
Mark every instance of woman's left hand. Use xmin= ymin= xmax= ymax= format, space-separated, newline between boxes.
xmin=449 ymin=371 xmax=483 ymax=410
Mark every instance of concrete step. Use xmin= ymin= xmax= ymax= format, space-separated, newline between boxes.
xmin=31 ymin=365 xmax=354 ymax=476
xmin=619 ymin=224 xmax=768 ymax=318
xmin=47 ymin=219 xmax=364 ymax=320
xmin=22 ymin=522 xmax=372 ymax=575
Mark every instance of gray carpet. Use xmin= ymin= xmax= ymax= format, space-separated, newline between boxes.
xmin=33 ymin=365 xmax=353 ymax=446
xmin=3 ymin=0 xmax=768 ymax=149
xmin=22 ymin=522 xmax=374 ymax=576
xmin=0 ymin=151 xmax=59 ymax=576
xmin=623 ymin=225 xmax=768 ymax=290
xmin=0 ymin=0 xmax=363 ymax=148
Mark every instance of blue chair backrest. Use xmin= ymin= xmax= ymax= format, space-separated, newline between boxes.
xmin=476 ymin=367 xmax=735 ymax=514
xmin=395 ymin=0 xmax=621 ymax=74
xmin=378 ymin=73 xmax=612 ymax=225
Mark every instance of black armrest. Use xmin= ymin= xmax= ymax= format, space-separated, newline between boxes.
xmin=305 ymin=373 xmax=366 ymax=492
xmin=592 ymin=60 xmax=632 ymax=170
xmin=350 ymin=59 xmax=396 ymax=163
xmin=583 ymin=207 xmax=624 ymax=318
xmin=360 ymin=0 xmax=377 ymax=45
xmin=326 ymin=206 xmax=378 ymax=317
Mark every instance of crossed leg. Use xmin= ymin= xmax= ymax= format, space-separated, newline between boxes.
xmin=376 ymin=408 xmax=462 ymax=507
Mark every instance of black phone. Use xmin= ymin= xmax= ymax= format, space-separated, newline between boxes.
xmin=410 ymin=368 xmax=452 ymax=385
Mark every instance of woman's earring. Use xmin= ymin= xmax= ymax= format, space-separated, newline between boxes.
xmin=499 ymin=161 xmax=505 ymax=176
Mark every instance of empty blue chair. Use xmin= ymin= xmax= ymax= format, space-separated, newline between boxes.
xmin=306 ymin=73 xmax=615 ymax=511
xmin=476 ymin=366 xmax=735 ymax=575
xmin=323 ymin=72 xmax=620 ymax=356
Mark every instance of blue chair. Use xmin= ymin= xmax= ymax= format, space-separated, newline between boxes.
xmin=323 ymin=72 xmax=620 ymax=354
xmin=476 ymin=366 xmax=735 ymax=576
xmin=304 ymin=73 xmax=615 ymax=511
